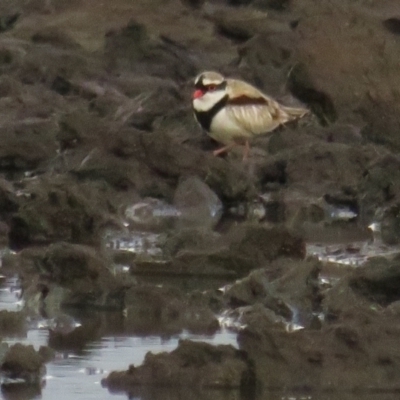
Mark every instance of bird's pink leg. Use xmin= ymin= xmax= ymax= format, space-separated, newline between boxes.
xmin=212 ymin=143 xmax=236 ymax=156
xmin=242 ymin=140 xmax=250 ymax=161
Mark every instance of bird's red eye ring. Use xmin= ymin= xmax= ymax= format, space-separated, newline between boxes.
xmin=207 ymin=84 xmax=217 ymax=91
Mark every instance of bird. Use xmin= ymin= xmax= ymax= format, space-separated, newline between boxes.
xmin=192 ymin=71 xmax=309 ymax=160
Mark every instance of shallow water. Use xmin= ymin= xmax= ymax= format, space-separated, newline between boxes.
xmin=3 ymin=328 xmax=238 ymax=400
xmin=2 ymin=237 xmax=400 ymax=400
xmin=0 ymin=275 xmax=23 ymax=312
xmin=0 ymin=272 xmax=238 ymax=400
xmin=307 ymin=239 xmax=400 ymax=266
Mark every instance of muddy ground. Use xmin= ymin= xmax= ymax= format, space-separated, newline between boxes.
xmin=0 ymin=0 xmax=400 ymax=397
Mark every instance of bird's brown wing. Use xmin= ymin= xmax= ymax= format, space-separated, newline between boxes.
xmin=225 ymin=79 xmax=307 ymax=135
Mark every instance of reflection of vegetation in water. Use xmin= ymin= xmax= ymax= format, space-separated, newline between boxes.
xmin=307 ymin=239 xmax=400 ymax=266
xmin=104 ymin=229 xmax=169 ymax=263
xmin=0 ymin=275 xmax=23 ymax=312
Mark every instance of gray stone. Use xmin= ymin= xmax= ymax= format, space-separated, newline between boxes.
xmin=174 ymin=176 xmax=223 ymax=229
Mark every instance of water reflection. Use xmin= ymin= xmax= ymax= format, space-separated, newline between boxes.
xmin=2 ymin=239 xmax=400 ymax=400
xmin=0 ymin=275 xmax=23 ymax=312
xmin=3 ymin=323 xmax=237 ymax=400
xmin=307 ymin=240 xmax=400 ymax=266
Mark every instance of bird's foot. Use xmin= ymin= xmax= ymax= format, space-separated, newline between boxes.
xmin=212 ymin=144 xmax=236 ymax=156
xmin=242 ymin=140 xmax=250 ymax=161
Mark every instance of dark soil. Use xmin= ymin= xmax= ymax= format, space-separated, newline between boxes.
xmin=0 ymin=0 xmax=400 ymax=396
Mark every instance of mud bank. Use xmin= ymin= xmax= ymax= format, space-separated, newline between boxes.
xmin=0 ymin=0 xmax=400 ymax=398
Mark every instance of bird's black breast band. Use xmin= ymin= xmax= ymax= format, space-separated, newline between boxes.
xmin=193 ymin=95 xmax=228 ymax=132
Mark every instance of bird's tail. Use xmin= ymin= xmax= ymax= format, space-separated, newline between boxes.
xmin=282 ymin=105 xmax=309 ymax=120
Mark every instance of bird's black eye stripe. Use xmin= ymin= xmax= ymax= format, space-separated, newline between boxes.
xmin=195 ymin=77 xmax=227 ymax=91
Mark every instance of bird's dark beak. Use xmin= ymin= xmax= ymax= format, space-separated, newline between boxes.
xmin=193 ymin=89 xmax=204 ymax=99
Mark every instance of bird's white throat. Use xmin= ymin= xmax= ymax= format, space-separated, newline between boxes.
xmin=193 ymin=90 xmax=227 ymax=112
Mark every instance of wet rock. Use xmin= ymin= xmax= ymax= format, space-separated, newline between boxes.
xmin=348 ymin=257 xmax=400 ymax=307
xmin=286 ymin=62 xmax=337 ymax=125
xmin=285 ymin=195 xmax=325 ymax=228
xmin=225 ymin=0 xmax=252 ymax=5
xmin=180 ymin=0 xmax=204 ymax=9
xmin=21 ymin=242 xmax=127 ymax=310
xmin=39 ymin=314 xmax=82 ymax=335
xmin=223 ymin=258 xmax=321 ymax=327
xmin=235 ymin=255 xmax=400 ymax=390
xmin=102 ymin=339 xmax=254 ymax=390
xmin=124 ymin=285 xmax=186 ymax=335
xmin=8 ymin=176 xmax=112 ymax=249
xmin=234 ymin=199 xmax=268 ymax=222
xmin=125 ymin=198 xmax=180 ymax=231
xmin=0 ymin=0 xmax=399 ymax=396
xmin=282 ymin=142 xmax=372 ymax=195
xmin=0 ymin=41 xmax=23 ymax=74
xmin=0 ymin=118 xmax=58 ymax=172
xmin=104 ymin=19 xmax=197 ymax=81
xmin=69 ymin=148 xmax=159 ymax=192
xmin=0 ymin=75 xmax=22 ymax=98
xmin=383 ymin=17 xmax=400 ymax=35
xmin=173 ymin=176 xmax=223 ymax=229
xmin=256 ymin=140 xmax=376 ymax=238
xmin=224 ymin=268 xmax=291 ymax=317
xmin=321 ymin=256 xmax=400 ymax=324
xmin=0 ymin=13 xmax=19 ymax=33
xmin=165 ymin=223 xmax=304 ymax=277
xmin=323 ymin=286 xmax=368 ymax=325
xmin=259 ymin=141 xmax=376 ymax=232
xmin=112 ymin=74 xmax=180 ymax=101
xmin=358 ymin=153 xmax=400 ymax=229
xmin=379 ymin=203 xmax=400 ymax=245
xmin=212 ymin=223 xmax=305 ymax=274
xmin=48 ymin=316 xmax=102 ymax=352
xmin=252 ymin=0 xmax=291 ymax=10
xmin=40 ymin=242 xmax=126 ymax=307
xmin=37 ymin=346 xmax=55 ymax=364
xmin=88 ymin=79 xmax=181 ymax=131
xmin=270 ymin=257 xmax=322 ymax=325
xmin=221 ymin=303 xmax=288 ymax=332
xmin=266 ymin=128 xmax=320 ymax=155
xmin=0 ymin=310 xmax=26 ymax=336
xmin=55 ymin=109 xmax=110 ymax=151
xmin=1 ymin=383 xmax=42 ymax=400
xmin=234 ymin=0 xmax=400 ymax=148
xmin=226 ymin=0 xmax=290 ymax=9
xmin=362 ymin=169 xmax=400 ymax=245
xmin=319 ymin=124 xmax=363 ymax=145
xmin=31 ymin=27 xmax=82 ymax=50
xmin=53 ymin=111 xmax=176 ymax=196
xmin=13 ymin=41 xmax=99 ymax=91
xmin=185 ymin=291 xmax=221 ymax=333
xmin=137 ymin=129 xmax=255 ymax=201
xmin=295 ymin=5 xmax=400 ymax=141
xmin=0 ymin=344 xmax=46 ymax=385
xmin=0 ymin=177 xmax=18 ymax=217
xmin=124 ymin=285 xmax=219 ymax=335
xmin=238 ymin=308 xmax=400 ymax=390
xmin=161 ymin=228 xmax=231 ymax=276
xmin=0 ymin=222 xmax=10 ymax=246
xmin=207 ymin=6 xmax=268 ymax=42
xmin=238 ymin=33 xmax=296 ymax=98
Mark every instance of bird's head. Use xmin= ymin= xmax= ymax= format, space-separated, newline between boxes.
xmin=192 ymin=71 xmax=228 ymax=112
